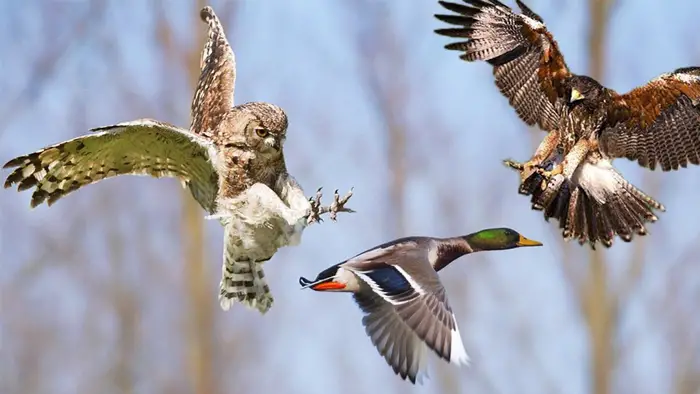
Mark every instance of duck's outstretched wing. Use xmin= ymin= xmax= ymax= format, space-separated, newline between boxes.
xmin=348 ymin=262 xmax=469 ymax=382
xmin=353 ymin=290 xmax=429 ymax=384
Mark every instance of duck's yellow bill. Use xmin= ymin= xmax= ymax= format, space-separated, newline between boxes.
xmin=312 ymin=281 xmax=346 ymax=291
xmin=517 ymin=235 xmax=543 ymax=247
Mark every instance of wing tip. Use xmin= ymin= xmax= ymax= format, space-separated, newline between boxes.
xmin=449 ymin=323 xmax=471 ymax=367
xmin=3 ymin=152 xmax=33 ymax=169
xmin=200 ymin=6 xmax=217 ymax=23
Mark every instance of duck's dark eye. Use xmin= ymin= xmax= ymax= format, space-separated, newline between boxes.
xmin=255 ymin=127 xmax=269 ymax=138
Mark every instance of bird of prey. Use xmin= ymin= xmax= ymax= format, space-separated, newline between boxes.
xmin=299 ymin=228 xmax=542 ymax=383
xmin=435 ymin=0 xmax=700 ymax=248
xmin=3 ymin=6 xmax=353 ymax=313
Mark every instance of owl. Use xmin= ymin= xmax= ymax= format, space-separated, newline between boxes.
xmin=3 ymin=6 xmax=353 ymax=314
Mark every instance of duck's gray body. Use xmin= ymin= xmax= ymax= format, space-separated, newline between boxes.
xmin=301 ymin=228 xmax=542 ymax=384
xmin=300 ymin=236 xmax=471 ymax=383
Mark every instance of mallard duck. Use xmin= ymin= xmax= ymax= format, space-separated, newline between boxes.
xmin=299 ymin=228 xmax=542 ymax=384
xmin=435 ymin=0 xmax=700 ymax=247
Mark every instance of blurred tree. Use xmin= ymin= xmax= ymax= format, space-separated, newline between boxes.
xmin=156 ymin=1 xmax=223 ymax=392
xmin=568 ymin=1 xmax=624 ymax=394
xmin=182 ymin=1 xmax=219 ymax=393
xmin=347 ymin=0 xmax=409 ymax=239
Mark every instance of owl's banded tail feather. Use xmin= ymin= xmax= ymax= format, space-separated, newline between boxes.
xmin=219 ymin=257 xmax=273 ymax=314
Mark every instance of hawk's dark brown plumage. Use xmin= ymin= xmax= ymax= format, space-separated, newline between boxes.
xmin=436 ymin=0 xmax=700 ymax=247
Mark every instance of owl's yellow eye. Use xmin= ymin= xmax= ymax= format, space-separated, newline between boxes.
xmin=255 ymin=128 xmax=269 ymax=138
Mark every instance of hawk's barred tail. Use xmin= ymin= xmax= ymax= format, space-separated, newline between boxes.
xmin=519 ymin=161 xmax=665 ymax=249
xmin=219 ymin=258 xmax=274 ymax=314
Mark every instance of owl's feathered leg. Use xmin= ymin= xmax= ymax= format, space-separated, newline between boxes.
xmin=306 ymin=187 xmax=355 ymax=224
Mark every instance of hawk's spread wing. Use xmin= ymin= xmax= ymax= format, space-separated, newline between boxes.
xmin=600 ymin=67 xmax=700 ymax=171
xmin=190 ymin=6 xmax=236 ymax=138
xmin=3 ymin=119 xmax=219 ymax=211
xmin=435 ymin=0 xmax=571 ymax=131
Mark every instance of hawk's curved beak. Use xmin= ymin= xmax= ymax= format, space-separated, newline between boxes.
xmin=517 ymin=235 xmax=543 ymax=247
xmin=570 ymin=88 xmax=585 ymax=103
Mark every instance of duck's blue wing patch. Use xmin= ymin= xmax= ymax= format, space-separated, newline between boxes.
xmin=363 ymin=265 xmax=416 ymax=302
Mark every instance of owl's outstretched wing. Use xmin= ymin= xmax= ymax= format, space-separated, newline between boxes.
xmin=190 ymin=6 xmax=236 ymax=138
xmin=3 ymin=119 xmax=219 ymax=211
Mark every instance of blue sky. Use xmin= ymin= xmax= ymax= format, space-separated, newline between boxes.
xmin=1 ymin=1 xmax=699 ymax=393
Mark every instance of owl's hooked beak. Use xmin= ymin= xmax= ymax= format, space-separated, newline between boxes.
xmin=264 ymin=136 xmax=281 ymax=152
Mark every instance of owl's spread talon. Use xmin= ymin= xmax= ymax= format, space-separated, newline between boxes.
xmin=328 ymin=187 xmax=355 ymax=221
xmin=306 ymin=187 xmax=355 ymax=224
xmin=307 ymin=187 xmax=325 ymax=225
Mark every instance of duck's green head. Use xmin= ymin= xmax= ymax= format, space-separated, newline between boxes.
xmin=465 ymin=228 xmax=543 ymax=251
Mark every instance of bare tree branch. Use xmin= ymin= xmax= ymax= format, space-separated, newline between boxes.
xmin=580 ymin=1 xmax=617 ymax=393
xmin=346 ymin=0 xmax=409 ymax=238
xmin=0 ymin=1 xmax=108 ymax=139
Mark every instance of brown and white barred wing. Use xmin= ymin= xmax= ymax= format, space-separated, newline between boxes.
xmin=435 ymin=0 xmax=571 ymax=131
xmin=190 ymin=6 xmax=236 ymax=138
xmin=3 ymin=119 xmax=219 ymax=211
xmin=600 ymin=68 xmax=700 ymax=171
